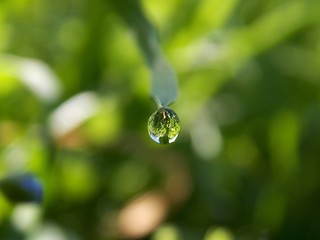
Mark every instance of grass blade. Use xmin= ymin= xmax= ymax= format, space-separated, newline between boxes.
xmin=110 ymin=0 xmax=178 ymax=106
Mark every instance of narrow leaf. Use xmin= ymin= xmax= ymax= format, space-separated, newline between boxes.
xmin=109 ymin=0 xmax=178 ymax=106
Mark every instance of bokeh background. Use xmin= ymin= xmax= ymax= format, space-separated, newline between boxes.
xmin=1 ymin=0 xmax=320 ymax=239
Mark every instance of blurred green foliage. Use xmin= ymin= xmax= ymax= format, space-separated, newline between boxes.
xmin=1 ymin=0 xmax=320 ymax=239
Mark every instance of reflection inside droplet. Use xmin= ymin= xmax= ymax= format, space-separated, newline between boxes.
xmin=147 ymin=107 xmax=181 ymax=144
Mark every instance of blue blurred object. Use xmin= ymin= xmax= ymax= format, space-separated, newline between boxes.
xmin=0 ymin=174 xmax=43 ymax=203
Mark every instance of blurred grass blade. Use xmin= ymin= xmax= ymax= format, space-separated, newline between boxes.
xmin=109 ymin=0 xmax=178 ymax=106
xmin=151 ymin=55 xmax=178 ymax=106
xmin=0 ymin=55 xmax=61 ymax=105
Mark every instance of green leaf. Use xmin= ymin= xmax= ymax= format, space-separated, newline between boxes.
xmin=109 ymin=0 xmax=178 ymax=106
xmin=150 ymin=54 xmax=178 ymax=107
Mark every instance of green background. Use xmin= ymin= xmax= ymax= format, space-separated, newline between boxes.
xmin=1 ymin=0 xmax=320 ymax=239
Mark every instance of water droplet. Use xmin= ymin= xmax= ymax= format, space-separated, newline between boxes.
xmin=147 ymin=107 xmax=181 ymax=144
